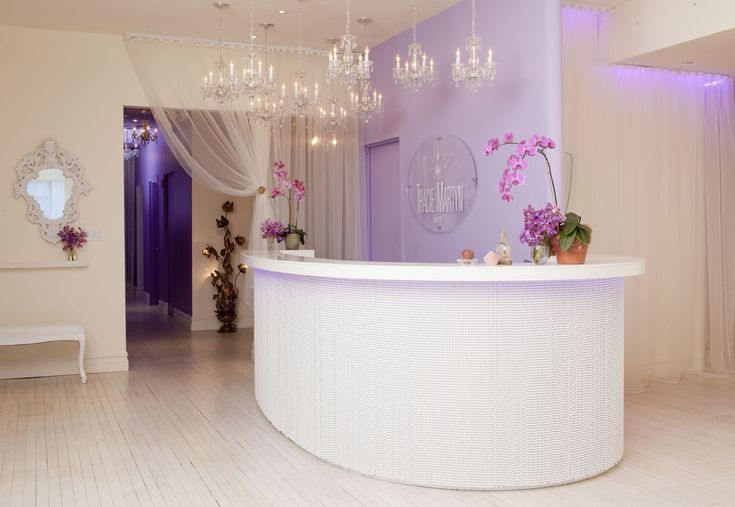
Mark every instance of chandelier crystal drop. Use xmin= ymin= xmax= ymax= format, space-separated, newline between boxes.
xmin=202 ymin=3 xmax=241 ymax=104
xmin=240 ymin=0 xmax=266 ymax=99
xmin=393 ymin=0 xmax=436 ymax=92
xmin=451 ymin=0 xmax=496 ymax=93
xmin=284 ymin=0 xmax=321 ymax=118
xmin=326 ymin=0 xmax=373 ymax=89
xmin=349 ymin=80 xmax=383 ymax=123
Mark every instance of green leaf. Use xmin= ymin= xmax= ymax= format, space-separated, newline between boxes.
xmin=562 ymin=215 xmax=580 ymax=235
xmin=577 ymin=227 xmax=591 ymax=244
xmin=560 ymin=233 xmax=574 ymax=251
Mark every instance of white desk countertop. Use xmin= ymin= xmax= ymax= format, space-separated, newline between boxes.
xmin=242 ymin=250 xmax=645 ymax=282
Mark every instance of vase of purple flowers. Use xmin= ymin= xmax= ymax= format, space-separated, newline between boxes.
xmin=260 ymin=218 xmax=287 ymax=251
xmin=520 ymin=204 xmax=564 ymax=264
xmin=57 ymin=225 xmax=88 ymax=262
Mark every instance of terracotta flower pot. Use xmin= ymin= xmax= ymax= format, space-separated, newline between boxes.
xmin=552 ymin=236 xmax=590 ymax=265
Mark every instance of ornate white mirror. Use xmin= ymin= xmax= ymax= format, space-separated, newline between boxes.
xmin=14 ymin=140 xmax=91 ymax=244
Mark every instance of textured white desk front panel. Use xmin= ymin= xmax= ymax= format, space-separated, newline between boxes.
xmin=254 ymin=270 xmax=624 ymax=490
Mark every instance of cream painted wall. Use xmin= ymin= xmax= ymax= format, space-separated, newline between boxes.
xmin=0 ymin=25 xmax=146 ymax=379
xmin=191 ymin=183 xmax=254 ymax=331
xmin=613 ymin=0 xmax=735 ymax=62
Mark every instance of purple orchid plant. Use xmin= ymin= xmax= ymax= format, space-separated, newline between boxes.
xmin=484 ymin=132 xmax=592 ymax=254
xmin=268 ymin=161 xmax=307 ymax=244
xmin=483 ymin=132 xmax=558 ymax=205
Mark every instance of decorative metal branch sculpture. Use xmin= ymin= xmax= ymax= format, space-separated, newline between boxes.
xmin=201 ymin=201 xmax=248 ymax=332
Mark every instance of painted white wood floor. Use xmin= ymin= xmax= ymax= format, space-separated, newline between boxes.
xmin=1 ymin=296 xmax=734 ymax=506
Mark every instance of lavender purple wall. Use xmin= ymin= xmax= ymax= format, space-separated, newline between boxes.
xmin=135 ymin=127 xmax=193 ymax=316
xmin=364 ymin=0 xmax=563 ymax=262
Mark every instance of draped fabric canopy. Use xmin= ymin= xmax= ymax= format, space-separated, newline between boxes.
xmin=563 ymin=7 xmax=735 ymax=390
xmin=125 ymin=37 xmax=362 ymax=259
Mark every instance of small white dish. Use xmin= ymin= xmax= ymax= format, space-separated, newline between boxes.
xmin=456 ymin=258 xmax=478 ymax=265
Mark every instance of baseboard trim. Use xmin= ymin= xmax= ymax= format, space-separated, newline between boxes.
xmin=0 ymin=353 xmax=129 ymax=381
xmin=190 ymin=317 xmax=253 ymax=331
xmin=173 ymin=308 xmax=192 ymax=327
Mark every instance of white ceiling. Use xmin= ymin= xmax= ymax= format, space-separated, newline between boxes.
xmin=0 ymin=0 xmax=462 ymax=50
xmin=620 ymin=28 xmax=735 ymax=78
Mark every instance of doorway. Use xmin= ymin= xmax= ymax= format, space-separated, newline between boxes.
xmin=365 ymin=138 xmax=402 ymax=261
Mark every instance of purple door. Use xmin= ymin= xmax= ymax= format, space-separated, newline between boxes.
xmin=366 ymin=139 xmax=402 ymax=261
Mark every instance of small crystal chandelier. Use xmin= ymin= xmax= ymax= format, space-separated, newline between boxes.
xmin=349 ymin=80 xmax=383 ymax=123
xmin=452 ymin=0 xmax=496 ymax=93
xmin=240 ymin=0 xmax=266 ymax=99
xmin=249 ymin=24 xmax=284 ymax=127
xmin=316 ymin=83 xmax=350 ymax=145
xmin=283 ymin=0 xmax=320 ymax=118
xmin=131 ymin=121 xmax=159 ymax=147
xmin=201 ymin=3 xmax=241 ymax=104
xmin=326 ymin=0 xmax=373 ymax=89
xmin=123 ymin=129 xmax=139 ymax=160
xmin=394 ymin=0 xmax=436 ymax=92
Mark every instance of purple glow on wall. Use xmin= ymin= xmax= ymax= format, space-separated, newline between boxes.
xmin=364 ymin=0 xmax=563 ymax=263
xmin=135 ymin=126 xmax=193 ymax=316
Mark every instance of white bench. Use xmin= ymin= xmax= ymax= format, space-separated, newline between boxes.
xmin=0 ymin=323 xmax=87 ymax=383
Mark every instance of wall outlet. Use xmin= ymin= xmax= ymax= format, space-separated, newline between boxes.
xmin=87 ymin=228 xmax=103 ymax=241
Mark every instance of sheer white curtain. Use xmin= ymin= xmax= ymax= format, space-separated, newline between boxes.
xmin=704 ymin=80 xmax=735 ymax=374
xmin=563 ymin=7 xmax=735 ymax=390
xmin=272 ymin=118 xmax=362 ymax=259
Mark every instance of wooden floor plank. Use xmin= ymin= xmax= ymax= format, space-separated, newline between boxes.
xmin=1 ymin=294 xmax=734 ymax=506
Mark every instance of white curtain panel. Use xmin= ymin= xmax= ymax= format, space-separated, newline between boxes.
xmin=704 ymin=80 xmax=735 ymax=374
xmin=563 ymin=7 xmax=735 ymax=390
xmin=125 ymin=38 xmax=362 ymax=259
xmin=271 ymin=118 xmax=361 ymax=259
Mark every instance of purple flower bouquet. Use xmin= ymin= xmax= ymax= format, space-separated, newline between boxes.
xmin=58 ymin=225 xmax=88 ymax=261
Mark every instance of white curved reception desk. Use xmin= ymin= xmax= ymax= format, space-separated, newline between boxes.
xmin=243 ymin=251 xmax=645 ymax=490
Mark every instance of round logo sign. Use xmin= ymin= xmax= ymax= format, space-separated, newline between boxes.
xmin=406 ymin=134 xmax=478 ymax=233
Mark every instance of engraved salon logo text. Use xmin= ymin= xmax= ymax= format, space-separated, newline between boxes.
xmin=416 ymin=151 xmax=465 ymax=215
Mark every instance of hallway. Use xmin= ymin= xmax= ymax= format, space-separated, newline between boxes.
xmin=1 ymin=299 xmax=734 ymax=506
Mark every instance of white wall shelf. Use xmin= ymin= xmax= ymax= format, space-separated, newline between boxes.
xmin=0 ymin=261 xmax=90 ymax=270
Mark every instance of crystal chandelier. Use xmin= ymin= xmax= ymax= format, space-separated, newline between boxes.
xmin=240 ymin=0 xmax=266 ymax=99
xmin=123 ymin=129 xmax=139 ymax=160
xmin=131 ymin=121 xmax=159 ymax=147
xmin=393 ymin=0 xmax=436 ymax=92
xmin=326 ymin=0 xmax=373 ymax=89
xmin=349 ymin=80 xmax=383 ymax=123
xmin=316 ymin=83 xmax=350 ymax=145
xmin=202 ymin=2 xmax=241 ymax=104
xmin=248 ymin=24 xmax=284 ymax=128
xmin=284 ymin=0 xmax=320 ymax=118
xmin=451 ymin=0 xmax=496 ymax=93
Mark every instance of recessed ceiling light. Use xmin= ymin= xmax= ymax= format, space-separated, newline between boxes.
xmin=277 ymin=9 xmax=288 ymax=14
xmin=133 ymin=119 xmax=138 ymax=122
xmin=251 ymin=35 xmax=257 ymax=39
